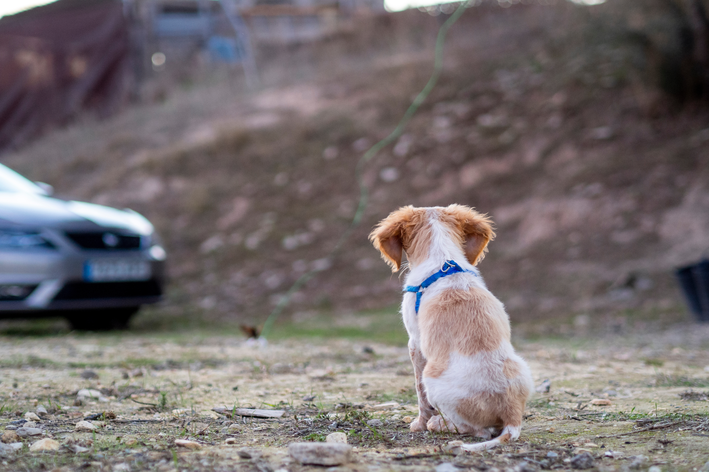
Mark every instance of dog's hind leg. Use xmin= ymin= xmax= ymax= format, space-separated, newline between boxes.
xmin=426 ymin=415 xmax=491 ymax=438
xmin=409 ymin=345 xmax=436 ymax=432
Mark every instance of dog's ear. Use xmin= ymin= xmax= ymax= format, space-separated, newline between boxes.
xmin=444 ymin=204 xmax=496 ymax=266
xmin=369 ymin=206 xmax=413 ymax=272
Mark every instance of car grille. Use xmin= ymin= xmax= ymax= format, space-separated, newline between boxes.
xmin=53 ymin=280 xmax=162 ymax=300
xmin=0 ymin=284 xmax=38 ymax=301
xmin=65 ymin=231 xmax=142 ymax=250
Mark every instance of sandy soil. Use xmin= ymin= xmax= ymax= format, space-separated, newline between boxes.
xmin=1 ymin=322 xmax=709 ymax=471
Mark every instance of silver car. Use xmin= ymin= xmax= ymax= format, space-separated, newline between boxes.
xmin=0 ymin=163 xmax=166 ymax=330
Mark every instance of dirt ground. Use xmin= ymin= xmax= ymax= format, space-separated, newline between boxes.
xmin=1 ymin=320 xmax=709 ymax=472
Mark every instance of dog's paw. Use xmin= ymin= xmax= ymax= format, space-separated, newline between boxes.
xmin=409 ymin=417 xmax=428 ymax=432
xmin=426 ymin=415 xmax=454 ymax=433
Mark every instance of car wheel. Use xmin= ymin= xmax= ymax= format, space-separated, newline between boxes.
xmin=66 ymin=307 xmax=140 ymax=331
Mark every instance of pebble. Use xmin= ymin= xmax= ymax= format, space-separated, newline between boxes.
xmin=0 ymin=442 xmax=22 ymax=457
xmin=4 ymin=425 xmax=17 ymax=430
xmin=123 ymin=437 xmax=138 ymax=447
xmin=326 ymin=432 xmax=347 ymax=444
xmin=648 ymin=467 xmax=662 ymax=472
xmin=629 ymin=455 xmax=648 ymax=469
xmin=227 ymin=423 xmax=241 ymax=432
xmin=435 ymin=463 xmax=458 ymax=472
xmin=175 ymin=439 xmax=202 ymax=450
xmin=403 ymin=416 xmax=414 ymax=423
xmin=29 ymin=438 xmax=60 ymax=452
xmin=24 ymin=412 xmax=41 ymax=422
xmin=589 ymin=399 xmax=612 ymax=406
xmin=36 ymin=406 xmax=48 ymax=417
xmin=16 ymin=427 xmax=44 ymax=437
xmin=80 ymin=370 xmax=99 ymax=380
xmin=546 ymin=451 xmax=559 ymax=459
xmin=23 ymin=421 xmax=38 ymax=428
xmin=1 ymin=430 xmax=21 ymax=443
xmin=74 ymin=445 xmax=90 ymax=453
xmin=570 ymin=452 xmax=595 ymax=469
xmin=366 ymin=419 xmax=383 ymax=427
xmin=288 ymin=442 xmax=353 ymax=466
xmin=225 ymin=437 xmax=238 ymax=444
xmin=77 ymin=389 xmax=108 ymax=402
xmin=75 ymin=421 xmax=98 ymax=432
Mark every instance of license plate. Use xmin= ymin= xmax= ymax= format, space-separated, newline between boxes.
xmin=84 ymin=259 xmax=151 ymax=282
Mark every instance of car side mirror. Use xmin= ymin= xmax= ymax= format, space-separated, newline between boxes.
xmin=35 ymin=182 xmax=54 ymax=196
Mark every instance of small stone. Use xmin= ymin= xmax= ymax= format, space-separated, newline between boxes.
xmin=24 ymin=412 xmax=40 ymax=422
xmin=4 ymin=425 xmax=17 ymax=430
xmin=74 ymin=445 xmax=90 ymax=453
xmin=16 ymin=427 xmax=43 ymax=437
xmin=288 ymin=442 xmax=353 ymax=466
xmin=175 ymin=439 xmax=202 ymax=450
xmin=366 ymin=419 xmax=383 ymax=427
xmin=589 ymin=399 xmax=612 ymax=406
xmin=648 ymin=467 xmax=662 ymax=472
xmin=0 ymin=442 xmax=21 ymax=457
xmin=30 ymin=438 xmax=60 ymax=452
xmin=1 ymin=431 xmax=21 ymax=443
xmin=75 ymin=421 xmax=97 ymax=432
xmin=81 ymin=370 xmax=99 ymax=379
xmin=238 ymin=448 xmax=255 ymax=459
xmin=123 ymin=437 xmax=138 ymax=447
xmin=225 ymin=437 xmax=238 ymax=444
xmin=403 ymin=416 xmax=414 ymax=423
xmin=435 ymin=463 xmax=458 ymax=472
xmin=326 ymin=432 xmax=347 ymax=444
xmin=536 ymin=379 xmax=551 ymax=393
xmin=628 ymin=455 xmax=648 ymax=469
xmin=77 ymin=389 xmax=107 ymax=402
xmin=546 ymin=451 xmax=559 ymax=460
xmin=227 ymin=423 xmax=241 ymax=432
xmin=22 ymin=421 xmax=37 ymax=428
xmin=698 ymin=461 xmax=709 ymax=472
xmin=371 ymin=402 xmax=400 ymax=411
xmin=570 ymin=452 xmax=595 ymax=469
xmin=36 ymin=406 xmax=48 ymax=417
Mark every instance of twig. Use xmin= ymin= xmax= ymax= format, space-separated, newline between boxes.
xmin=596 ymin=421 xmax=682 ymax=439
xmin=130 ymin=398 xmax=158 ymax=407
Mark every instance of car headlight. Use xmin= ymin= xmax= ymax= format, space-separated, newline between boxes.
xmin=0 ymin=229 xmax=55 ymax=250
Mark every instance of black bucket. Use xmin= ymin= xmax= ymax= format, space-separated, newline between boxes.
xmin=675 ymin=259 xmax=709 ymax=322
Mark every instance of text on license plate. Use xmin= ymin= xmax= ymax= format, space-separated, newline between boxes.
xmin=84 ymin=259 xmax=151 ymax=282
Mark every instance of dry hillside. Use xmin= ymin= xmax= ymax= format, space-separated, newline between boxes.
xmin=3 ymin=2 xmax=709 ymax=330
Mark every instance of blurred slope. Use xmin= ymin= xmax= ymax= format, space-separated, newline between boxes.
xmin=2 ymin=3 xmax=709 ymax=326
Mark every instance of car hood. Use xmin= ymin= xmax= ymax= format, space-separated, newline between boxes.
xmin=0 ymin=192 xmax=154 ymax=235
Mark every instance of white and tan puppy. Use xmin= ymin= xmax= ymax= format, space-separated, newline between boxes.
xmin=370 ymin=204 xmax=533 ymax=451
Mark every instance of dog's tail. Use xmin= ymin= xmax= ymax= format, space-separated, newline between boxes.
xmin=460 ymin=425 xmax=520 ymax=452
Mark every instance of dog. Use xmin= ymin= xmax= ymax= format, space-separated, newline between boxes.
xmin=369 ymin=204 xmax=533 ymax=451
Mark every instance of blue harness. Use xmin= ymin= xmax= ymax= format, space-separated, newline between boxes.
xmin=403 ymin=260 xmax=477 ymax=314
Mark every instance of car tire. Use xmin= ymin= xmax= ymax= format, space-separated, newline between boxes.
xmin=66 ymin=307 xmax=139 ymax=331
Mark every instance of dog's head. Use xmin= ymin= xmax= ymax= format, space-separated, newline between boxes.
xmin=369 ymin=204 xmax=495 ymax=272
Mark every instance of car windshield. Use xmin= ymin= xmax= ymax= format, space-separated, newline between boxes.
xmin=0 ymin=164 xmax=44 ymax=194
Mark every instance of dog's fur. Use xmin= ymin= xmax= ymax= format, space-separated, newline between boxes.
xmin=370 ymin=204 xmax=533 ymax=451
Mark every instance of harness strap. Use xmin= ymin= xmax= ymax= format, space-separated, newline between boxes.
xmin=403 ymin=260 xmax=476 ymax=314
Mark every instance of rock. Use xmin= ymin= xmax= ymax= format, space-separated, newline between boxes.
xmin=175 ymin=439 xmax=202 ymax=450
xmin=366 ymin=419 xmax=383 ymax=427
xmin=24 ymin=412 xmax=41 ymax=422
xmin=546 ymin=451 xmax=559 ymax=460
xmin=123 ymin=437 xmax=138 ymax=447
xmin=443 ymin=440 xmax=463 ymax=455
xmin=77 ymin=389 xmax=107 ymax=402
xmin=0 ymin=442 xmax=22 ymax=457
xmin=371 ymin=402 xmax=400 ymax=411
xmin=4 ymin=425 xmax=17 ymax=430
xmin=570 ymin=452 xmax=595 ymax=469
xmin=302 ymin=395 xmax=316 ymax=402
xmin=36 ymin=406 xmax=48 ymax=417
xmin=1 ymin=431 xmax=21 ymax=443
xmin=589 ymin=399 xmax=612 ymax=406
xmin=16 ymin=427 xmax=43 ymax=437
xmin=227 ymin=423 xmax=241 ymax=433
xmin=536 ymin=379 xmax=551 ymax=393
xmin=435 ymin=463 xmax=458 ymax=472
xmin=75 ymin=421 xmax=97 ymax=432
xmin=698 ymin=461 xmax=709 ymax=472
xmin=80 ymin=370 xmax=99 ymax=379
xmin=74 ymin=445 xmax=90 ymax=453
xmin=288 ymin=442 xmax=353 ymax=466
xmin=30 ymin=438 xmax=60 ymax=452
xmin=225 ymin=437 xmax=238 ymax=444
xmin=326 ymin=432 xmax=347 ymax=444
xmin=628 ymin=455 xmax=648 ymax=469
xmin=23 ymin=421 xmax=38 ymax=428
xmin=648 ymin=467 xmax=662 ymax=472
